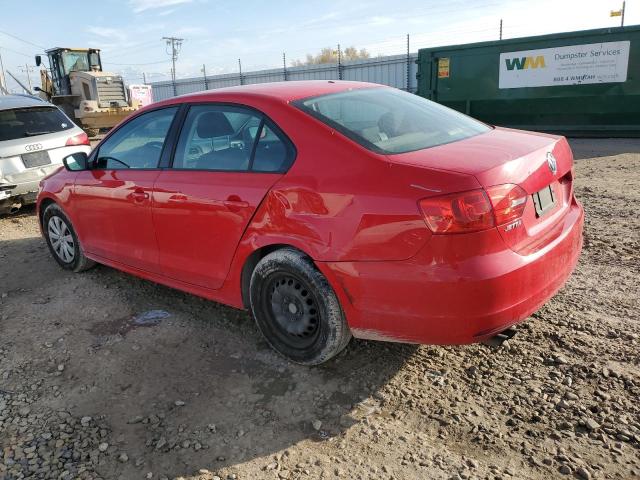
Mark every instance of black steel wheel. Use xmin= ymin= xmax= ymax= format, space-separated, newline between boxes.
xmin=250 ymin=248 xmax=351 ymax=365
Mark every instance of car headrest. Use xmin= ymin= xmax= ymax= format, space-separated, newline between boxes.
xmin=196 ymin=111 xmax=234 ymax=138
xmin=378 ymin=111 xmax=400 ymax=137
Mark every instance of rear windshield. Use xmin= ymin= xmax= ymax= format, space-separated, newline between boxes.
xmin=0 ymin=106 xmax=73 ymax=142
xmin=295 ymin=88 xmax=490 ymax=154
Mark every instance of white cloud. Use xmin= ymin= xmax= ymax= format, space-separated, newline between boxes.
xmin=85 ymin=26 xmax=127 ymax=42
xmin=129 ymin=0 xmax=192 ymax=13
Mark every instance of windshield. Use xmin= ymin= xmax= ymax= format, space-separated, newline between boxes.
xmin=62 ymin=51 xmax=90 ymax=74
xmin=0 ymin=107 xmax=73 ymax=141
xmin=295 ymin=87 xmax=490 ymax=154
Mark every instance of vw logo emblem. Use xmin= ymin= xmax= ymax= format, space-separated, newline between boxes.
xmin=25 ymin=143 xmax=43 ymax=152
xmin=546 ymin=152 xmax=557 ymax=175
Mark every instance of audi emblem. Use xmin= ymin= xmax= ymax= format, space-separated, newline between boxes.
xmin=25 ymin=143 xmax=43 ymax=152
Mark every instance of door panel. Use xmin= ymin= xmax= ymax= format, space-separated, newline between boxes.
xmin=72 ymin=106 xmax=179 ymax=271
xmin=74 ymin=170 xmax=160 ymax=271
xmin=151 ymin=103 xmax=293 ymax=289
xmin=152 ymin=171 xmax=281 ymax=288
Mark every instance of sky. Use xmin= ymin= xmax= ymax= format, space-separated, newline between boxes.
xmin=0 ymin=0 xmax=638 ymax=91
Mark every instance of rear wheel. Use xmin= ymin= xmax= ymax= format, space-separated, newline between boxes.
xmin=249 ymin=248 xmax=351 ymax=365
xmin=42 ymin=203 xmax=95 ymax=272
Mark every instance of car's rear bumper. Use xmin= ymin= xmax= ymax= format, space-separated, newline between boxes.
xmin=320 ymin=199 xmax=584 ymax=345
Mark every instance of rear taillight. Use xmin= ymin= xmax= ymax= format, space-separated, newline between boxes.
xmin=419 ymin=184 xmax=527 ymax=234
xmin=419 ymin=189 xmax=495 ymax=234
xmin=485 ymin=184 xmax=527 ymax=226
xmin=66 ymin=132 xmax=90 ymax=146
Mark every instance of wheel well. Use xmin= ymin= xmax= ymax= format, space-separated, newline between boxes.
xmin=241 ymin=244 xmax=308 ymax=310
xmin=39 ymin=198 xmax=56 ymax=226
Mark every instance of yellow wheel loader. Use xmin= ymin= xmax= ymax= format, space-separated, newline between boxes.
xmin=35 ymin=48 xmax=141 ymax=137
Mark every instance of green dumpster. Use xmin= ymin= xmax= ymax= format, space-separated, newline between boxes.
xmin=417 ymin=26 xmax=640 ymax=136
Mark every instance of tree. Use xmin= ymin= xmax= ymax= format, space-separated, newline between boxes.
xmin=291 ymin=46 xmax=370 ymax=66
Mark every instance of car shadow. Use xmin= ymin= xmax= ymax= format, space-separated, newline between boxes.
xmin=0 ymin=234 xmax=418 ymax=479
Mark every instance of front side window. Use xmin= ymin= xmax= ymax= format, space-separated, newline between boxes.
xmin=295 ymin=87 xmax=490 ymax=154
xmin=95 ymin=107 xmax=177 ymax=169
xmin=173 ymin=105 xmax=293 ymax=172
xmin=62 ymin=52 xmax=90 ymax=74
xmin=0 ymin=107 xmax=73 ymax=141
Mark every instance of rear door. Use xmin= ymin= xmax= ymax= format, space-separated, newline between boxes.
xmin=152 ymin=103 xmax=295 ymax=289
xmin=73 ymin=106 xmax=179 ymax=271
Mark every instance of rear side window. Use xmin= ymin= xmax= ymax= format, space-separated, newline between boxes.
xmin=95 ymin=107 xmax=177 ymax=169
xmin=252 ymin=124 xmax=291 ymax=172
xmin=295 ymin=88 xmax=490 ymax=154
xmin=0 ymin=107 xmax=73 ymax=141
xmin=172 ymin=104 xmax=294 ymax=172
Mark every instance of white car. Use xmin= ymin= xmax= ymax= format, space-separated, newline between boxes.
xmin=0 ymin=95 xmax=91 ymax=214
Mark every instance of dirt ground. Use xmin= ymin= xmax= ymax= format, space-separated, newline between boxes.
xmin=1 ymin=139 xmax=639 ymax=480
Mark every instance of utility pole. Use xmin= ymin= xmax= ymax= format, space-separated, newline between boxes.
xmin=19 ymin=64 xmax=34 ymax=91
xmin=202 ymin=64 xmax=209 ymax=90
xmin=6 ymin=70 xmax=32 ymax=95
xmin=238 ymin=58 xmax=243 ymax=85
xmin=142 ymin=72 xmax=147 ymax=84
xmin=337 ymin=43 xmax=342 ymax=80
xmin=406 ymin=34 xmax=410 ymax=92
xmin=283 ymin=52 xmax=287 ymax=81
xmin=163 ymin=36 xmax=183 ymax=97
xmin=499 ymin=19 xmax=503 ymax=40
xmin=622 ymin=1 xmax=626 ymax=26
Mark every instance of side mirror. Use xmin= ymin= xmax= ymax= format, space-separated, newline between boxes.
xmin=35 ymin=55 xmax=42 ymax=67
xmin=62 ymin=152 xmax=89 ymax=171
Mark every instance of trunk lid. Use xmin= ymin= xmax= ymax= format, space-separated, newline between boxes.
xmin=387 ymin=127 xmax=575 ymax=254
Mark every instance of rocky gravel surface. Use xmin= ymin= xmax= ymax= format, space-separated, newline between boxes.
xmin=0 ymin=139 xmax=639 ymax=479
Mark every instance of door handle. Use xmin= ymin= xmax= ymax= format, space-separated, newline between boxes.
xmin=168 ymin=193 xmax=188 ymax=202
xmin=223 ymin=199 xmax=249 ymax=208
xmin=129 ymin=189 xmax=150 ymax=202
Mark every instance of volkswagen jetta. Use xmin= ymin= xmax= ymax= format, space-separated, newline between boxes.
xmin=37 ymin=81 xmax=584 ymax=364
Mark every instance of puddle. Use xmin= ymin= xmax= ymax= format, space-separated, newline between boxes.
xmin=133 ymin=310 xmax=171 ymax=326
xmin=89 ymin=310 xmax=171 ymax=338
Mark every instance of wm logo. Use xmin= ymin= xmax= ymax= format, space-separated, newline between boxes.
xmin=505 ymin=55 xmax=546 ymax=70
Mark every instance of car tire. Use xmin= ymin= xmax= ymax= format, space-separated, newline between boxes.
xmin=249 ymin=248 xmax=351 ymax=365
xmin=42 ymin=203 xmax=95 ymax=273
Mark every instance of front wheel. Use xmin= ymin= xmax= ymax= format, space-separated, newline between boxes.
xmin=249 ymin=248 xmax=351 ymax=365
xmin=42 ymin=203 xmax=95 ymax=272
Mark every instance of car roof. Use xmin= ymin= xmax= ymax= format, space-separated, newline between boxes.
xmin=0 ymin=94 xmax=52 ymax=111
xmin=169 ymin=80 xmax=386 ymax=104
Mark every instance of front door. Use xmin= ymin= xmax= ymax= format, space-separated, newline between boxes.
xmin=73 ymin=106 xmax=179 ymax=272
xmin=152 ymin=104 xmax=295 ymax=289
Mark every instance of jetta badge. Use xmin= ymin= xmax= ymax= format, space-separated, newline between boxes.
xmin=546 ymin=152 xmax=557 ymax=175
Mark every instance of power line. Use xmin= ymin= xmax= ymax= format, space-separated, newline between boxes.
xmin=0 ymin=29 xmax=45 ymax=50
xmin=0 ymin=46 xmax=32 ymax=58
xmin=105 ymin=39 xmax=161 ymax=60
xmin=103 ymin=59 xmax=167 ymax=66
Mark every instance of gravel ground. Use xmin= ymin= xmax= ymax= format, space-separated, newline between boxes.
xmin=1 ymin=139 xmax=639 ymax=480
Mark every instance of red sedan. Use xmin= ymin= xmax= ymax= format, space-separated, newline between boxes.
xmin=37 ymin=81 xmax=583 ymax=364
